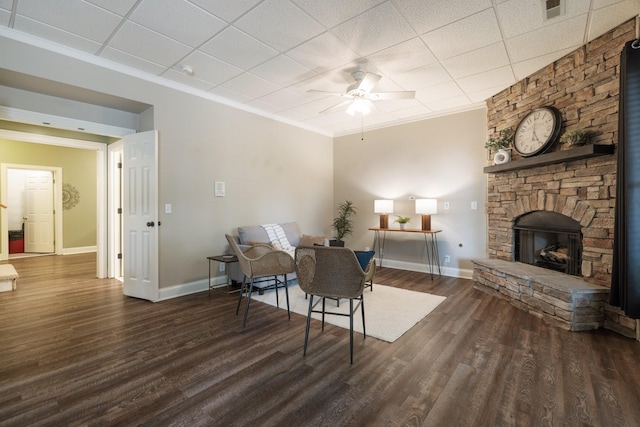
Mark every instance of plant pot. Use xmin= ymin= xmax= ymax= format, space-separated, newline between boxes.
xmin=399 ymin=223 xmax=407 ymax=230
xmin=329 ymin=239 xmax=345 ymax=247
xmin=493 ymin=148 xmax=510 ymax=165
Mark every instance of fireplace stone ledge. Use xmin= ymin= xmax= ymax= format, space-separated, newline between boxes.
xmin=472 ymin=259 xmax=609 ymax=331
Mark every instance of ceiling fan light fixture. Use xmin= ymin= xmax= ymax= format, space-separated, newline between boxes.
xmin=347 ymin=98 xmax=371 ymax=116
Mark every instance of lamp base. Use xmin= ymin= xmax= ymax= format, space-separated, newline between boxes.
xmin=421 ymin=214 xmax=432 ymax=231
xmin=379 ymin=214 xmax=389 ymax=229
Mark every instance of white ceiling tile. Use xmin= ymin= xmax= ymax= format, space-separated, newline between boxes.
xmin=255 ymin=89 xmax=309 ymax=110
xmin=286 ymin=32 xmax=359 ymax=74
xmin=129 ymin=0 xmax=226 ymax=47
xmin=467 ymin=84 xmax=510 ymax=103
xmin=250 ymin=55 xmax=316 ymax=88
xmin=415 ymin=81 xmax=465 ymax=103
xmin=394 ymin=0 xmax=492 ymax=35
xmin=389 ymin=104 xmax=432 ymax=120
xmin=292 ymin=0 xmax=385 ymax=28
xmin=0 ymin=9 xmax=9 ymax=26
xmin=107 ymin=21 xmax=192 ymax=67
xmin=16 ymin=0 xmax=121 ymax=43
xmin=424 ymin=95 xmax=473 ymax=111
xmin=421 ymin=8 xmax=503 ymax=60
xmin=13 ymin=15 xmax=103 ymax=54
xmin=372 ymin=98 xmax=422 ymax=113
xmin=219 ymin=72 xmax=281 ymax=98
xmin=456 ymin=65 xmax=516 ymax=93
xmin=331 ymin=2 xmax=417 ymax=56
xmin=511 ymin=47 xmax=575 ymax=81
xmin=392 ymin=63 xmax=452 ymax=90
xmin=162 ymin=68 xmax=215 ymax=91
xmin=588 ymin=0 xmax=640 ymax=40
xmin=200 ymin=27 xmax=278 ymax=70
xmin=0 ymin=0 xmax=13 ymax=9
xmin=442 ymin=42 xmax=510 ymax=79
xmin=505 ymin=14 xmax=588 ymax=63
xmin=366 ymin=37 xmax=437 ymax=75
xmin=85 ymin=0 xmax=139 ymax=16
xmin=100 ymin=46 xmax=167 ymax=75
xmin=174 ymin=50 xmax=243 ymax=85
xmin=189 ymin=0 xmax=263 ymax=23
xmin=497 ymin=0 xmax=591 ymax=39
xmin=235 ymin=0 xmax=325 ymax=52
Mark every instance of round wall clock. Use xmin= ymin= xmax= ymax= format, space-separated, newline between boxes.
xmin=513 ymin=106 xmax=562 ymax=157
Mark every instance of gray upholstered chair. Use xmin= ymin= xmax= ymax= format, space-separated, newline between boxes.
xmin=294 ymin=246 xmax=367 ymax=364
xmin=226 ymin=234 xmax=295 ymax=328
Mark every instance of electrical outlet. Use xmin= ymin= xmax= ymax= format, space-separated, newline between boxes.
xmin=444 ymin=202 xmax=450 ymax=210
xmin=219 ymin=263 xmax=225 ymax=272
xmin=444 ymin=255 xmax=451 ymax=263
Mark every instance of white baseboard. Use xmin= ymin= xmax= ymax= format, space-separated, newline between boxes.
xmin=158 ymin=276 xmax=227 ymax=301
xmin=380 ymin=258 xmax=473 ymax=280
xmin=62 ymin=246 xmax=97 ymax=255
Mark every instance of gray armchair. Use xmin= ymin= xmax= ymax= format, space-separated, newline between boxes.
xmin=226 ymin=234 xmax=295 ymax=328
xmin=294 ymin=246 xmax=367 ymax=364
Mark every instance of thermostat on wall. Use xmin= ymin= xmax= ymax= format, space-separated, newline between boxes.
xmin=215 ymin=181 xmax=225 ymax=197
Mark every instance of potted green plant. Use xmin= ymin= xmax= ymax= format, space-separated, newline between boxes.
xmin=559 ymin=129 xmax=594 ymax=146
xmin=485 ymin=128 xmax=514 ymax=164
xmin=394 ymin=215 xmax=411 ymax=230
xmin=330 ymin=200 xmax=357 ymax=247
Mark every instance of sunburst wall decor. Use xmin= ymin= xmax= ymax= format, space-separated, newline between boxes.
xmin=62 ymin=183 xmax=80 ymax=210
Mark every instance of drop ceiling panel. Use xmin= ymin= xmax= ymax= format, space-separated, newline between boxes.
xmin=0 ymin=0 xmax=636 ymax=136
xmin=129 ymin=0 xmax=226 ymax=47
xmin=235 ymin=0 xmax=325 ymax=52
xmin=200 ymin=27 xmax=279 ymax=70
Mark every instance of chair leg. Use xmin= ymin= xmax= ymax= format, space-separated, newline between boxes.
xmin=361 ymin=296 xmax=366 ymax=338
xmin=321 ymin=297 xmax=326 ymax=331
xmin=303 ymin=295 xmax=313 ymax=356
xmin=284 ymin=274 xmax=290 ymax=320
xmin=349 ymin=299 xmax=354 ymax=364
xmin=274 ymin=275 xmax=280 ymax=308
xmin=242 ymin=279 xmax=254 ymax=328
xmin=235 ymin=276 xmax=247 ymax=315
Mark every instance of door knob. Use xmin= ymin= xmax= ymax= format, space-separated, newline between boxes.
xmin=146 ymin=221 xmax=155 ymax=227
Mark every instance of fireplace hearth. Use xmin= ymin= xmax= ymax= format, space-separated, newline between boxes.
xmin=513 ymin=211 xmax=582 ymax=276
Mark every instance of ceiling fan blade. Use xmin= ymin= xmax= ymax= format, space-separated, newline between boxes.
xmin=368 ymin=91 xmax=416 ymax=100
xmin=319 ymin=100 xmax=351 ymax=114
xmin=307 ymin=89 xmax=347 ymax=97
xmin=356 ymin=72 xmax=382 ymax=92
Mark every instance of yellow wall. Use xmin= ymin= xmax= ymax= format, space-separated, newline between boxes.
xmin=0 ymin=139 xmax=98 ymax=248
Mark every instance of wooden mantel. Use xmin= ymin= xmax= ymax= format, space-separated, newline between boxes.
xmin=483 ymin=144 xmax=615 ymax=173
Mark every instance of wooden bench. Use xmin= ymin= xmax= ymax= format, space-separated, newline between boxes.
xmin=0 ymin=264 xmax=18 ymax=292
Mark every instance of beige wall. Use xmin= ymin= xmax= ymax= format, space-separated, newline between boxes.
xmin=0 ymin=138 xmax=97 ymax=248
xmin=0 ymin=34 xmax=334 ymax=290
xmin=334 ymin=108 xmax=488 ymax=277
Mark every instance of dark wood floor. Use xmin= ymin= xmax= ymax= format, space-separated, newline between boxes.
xmin=1 ymin=253 xmax=639 ymax=426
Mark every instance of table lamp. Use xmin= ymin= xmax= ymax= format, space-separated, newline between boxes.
xmin=415 ymin=199 xmax=437 ymax=231
xmin=374 ymin=199 xmax=394 ymax=229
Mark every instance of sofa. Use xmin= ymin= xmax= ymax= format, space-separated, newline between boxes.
xmin=227 ymin=222 xmax=327 ymax=287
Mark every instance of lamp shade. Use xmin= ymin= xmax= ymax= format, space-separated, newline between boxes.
xmin=415 ymin=198 xmax=438 ymax=215
xmin=374 ymin=199 xmax=394 ymax=214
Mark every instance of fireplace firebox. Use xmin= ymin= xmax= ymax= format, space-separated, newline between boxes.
xmin=513 ymin=211 xmax=582 ymax=276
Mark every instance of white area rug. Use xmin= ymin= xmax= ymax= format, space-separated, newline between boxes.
xmin=251 ymin=283 xmax=446 ymax=343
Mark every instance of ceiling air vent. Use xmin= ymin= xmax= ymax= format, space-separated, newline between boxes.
xmin=544 ymin=0 xmax=565 ymax=21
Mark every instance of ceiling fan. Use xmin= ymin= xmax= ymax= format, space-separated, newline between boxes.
xmin=308 ymin=71 xmax=415 ymax=115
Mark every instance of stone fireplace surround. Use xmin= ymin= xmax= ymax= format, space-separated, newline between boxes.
xmin=473 ymin=19 xmax=638 ymax=338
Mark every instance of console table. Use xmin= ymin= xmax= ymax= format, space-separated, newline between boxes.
xmin=369 ymin=228 xmax=442 ymax=279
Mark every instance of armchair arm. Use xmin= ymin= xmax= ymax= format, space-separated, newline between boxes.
xmin=242 ymin=244 xmax=275 ymax=259
xmin=250 ymin=250 xmax=295 ymax=276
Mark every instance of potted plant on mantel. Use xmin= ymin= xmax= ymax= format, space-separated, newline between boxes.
xmin=485 ymin=128 xmax=514 ymax=165
xmin=559 ymin=129 xmax=594 ymax=146
xmin=330 ymin=200 xmax=357 ymax=247
xmin=394 ymin=215 xmax=411 ymax=230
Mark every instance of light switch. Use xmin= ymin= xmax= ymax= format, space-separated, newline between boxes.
xmin=164 ymin=204 xmax=172 ymax=214
xmin=471 ymin=201 xmax=478 ymax=210
xmin=215 ymin=181 xmax=225 ymax=197
xmin=444 ymin=202 xmax=450 ymax=210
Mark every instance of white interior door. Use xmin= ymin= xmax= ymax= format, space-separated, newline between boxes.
xmin=122 ymin=130 xmax=159 ymax=301
xmin=24 ymin=170 xmax=55 ymax=253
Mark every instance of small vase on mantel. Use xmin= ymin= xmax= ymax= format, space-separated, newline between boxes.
xmin=399 ymin=223 xmax=407 ymax=230
xmin=493 ymin=148 xmax=511 ymax=165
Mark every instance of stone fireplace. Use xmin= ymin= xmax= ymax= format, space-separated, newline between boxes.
xmin=513 ymin=211 xmax=582 ymax=276
xmin=472 ymin=19 xmax=640 ymax=337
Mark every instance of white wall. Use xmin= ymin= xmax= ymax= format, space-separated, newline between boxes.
xmin=0 ymin=35 xmax=334 ymax=290
xmin=334 ymin=108 xmax=488 ymax=278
